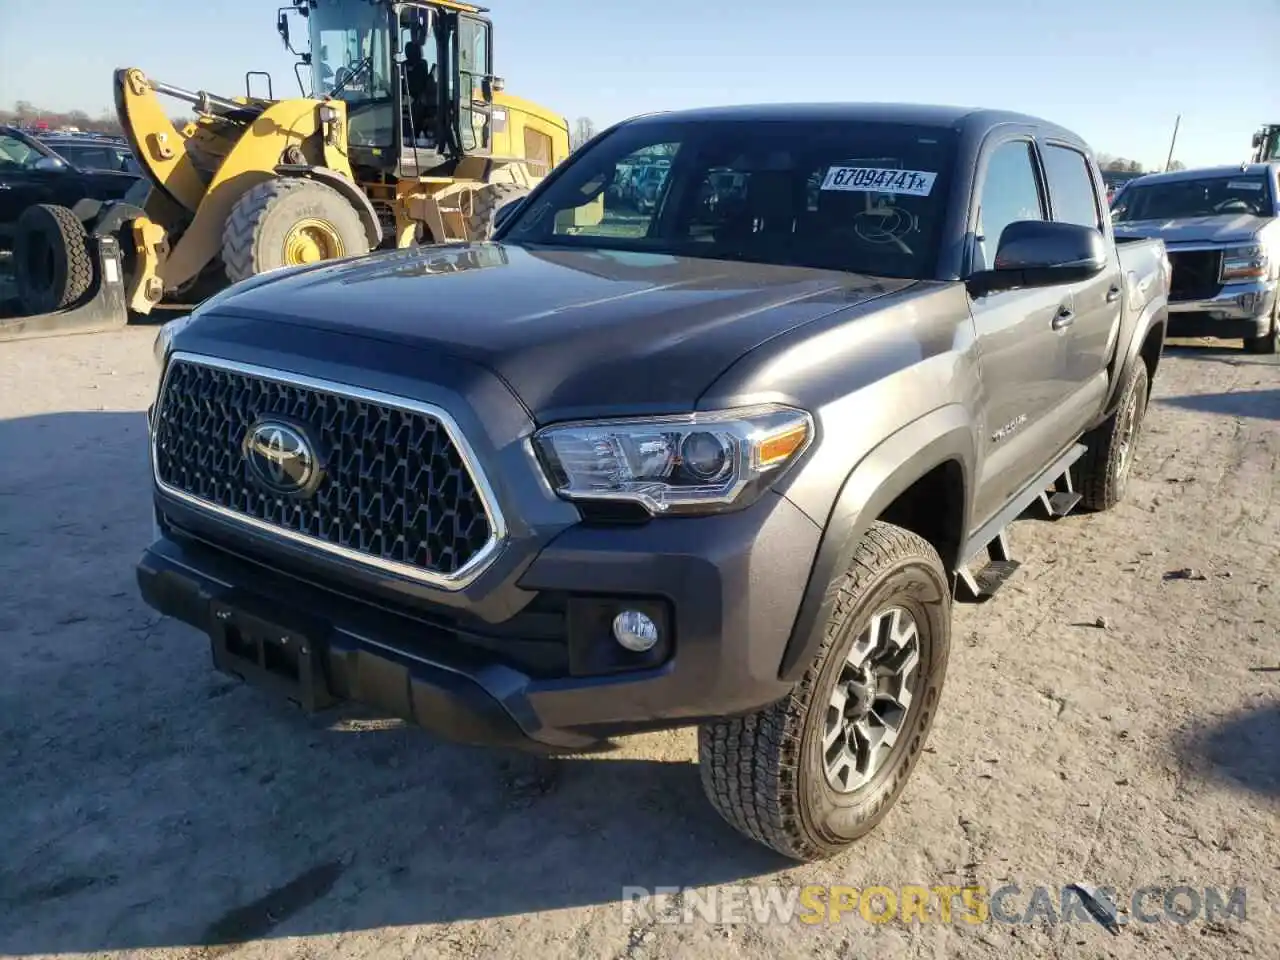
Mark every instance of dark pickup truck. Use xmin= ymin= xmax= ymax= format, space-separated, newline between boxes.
xmin=140 ymin=103 xmax=1170 ymax=861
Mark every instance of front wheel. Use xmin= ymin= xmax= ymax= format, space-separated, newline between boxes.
xmin=698 ymin=522 xmax=951 ymax=861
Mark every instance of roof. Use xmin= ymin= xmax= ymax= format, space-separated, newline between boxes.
xmin=619 ymin=102 xmax=1085 ymax=142
xmin=1123 ymin=163 xmax=1280 ymax=187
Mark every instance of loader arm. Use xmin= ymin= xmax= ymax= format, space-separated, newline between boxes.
xmin=114 ymin=68 xmax=210 ymax=215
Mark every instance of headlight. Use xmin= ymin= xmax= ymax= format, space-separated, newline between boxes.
xmin=1220 ymin=245 xmax=1269 ymax=282
xmin=532 ymin=404 xmax=813 ymax=516
xmin=152 ymin=312 xmax=196 ymax=370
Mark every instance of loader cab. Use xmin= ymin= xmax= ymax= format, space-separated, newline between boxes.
xmin=294 ymin=0 xmax=495 ymax=177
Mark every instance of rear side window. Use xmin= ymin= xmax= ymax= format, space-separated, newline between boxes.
xmin=1042 ymin=144 xmax=1102 ymax=229
xmin=974 ymin=140 xmax=1045 ymax=272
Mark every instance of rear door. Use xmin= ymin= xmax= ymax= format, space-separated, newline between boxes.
xmin=1039 ymin=140 xmax=1122 ymax=435
xmin=967 ymin=136 xmax=1077 ymax=527
xmin=456 ymin=14 xmax=493 ymax=154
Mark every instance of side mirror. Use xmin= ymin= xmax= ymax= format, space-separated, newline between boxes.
xmin=967 ymin=220 xmax=1106 ymax=297
xmin=33 ymin=156 xmax=67 ymax=172
xmin=277 ymin=12 xmax=290 ymax=48
xmin=492 ymin=196 xmax=525 ymax=233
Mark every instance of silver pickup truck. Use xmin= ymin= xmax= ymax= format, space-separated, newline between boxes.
xmin=1112 ymin=162 xmax=1280 ymax=354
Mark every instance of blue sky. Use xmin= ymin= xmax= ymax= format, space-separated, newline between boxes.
xmin=1 ymin=0 xmax=1275 ymax=170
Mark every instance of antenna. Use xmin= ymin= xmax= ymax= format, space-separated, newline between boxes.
xmin=1163 ymin=115 xmax=1181 ymax=172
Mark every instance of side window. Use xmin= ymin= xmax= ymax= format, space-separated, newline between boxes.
xmin=1042 ymin=144 xmax=1102 ymax=229
xmin=0 ymin=134 xmax=42 ymax=169
xmin=974 ymin=140 xmax=1045 ymax=272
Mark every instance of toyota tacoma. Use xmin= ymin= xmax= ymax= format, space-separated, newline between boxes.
xmin=140 ymin=103 xmax=1170 ymax=861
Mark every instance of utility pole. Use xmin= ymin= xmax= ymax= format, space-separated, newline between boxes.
xmin=1164 ymin=115 xmax=1181 ymax=172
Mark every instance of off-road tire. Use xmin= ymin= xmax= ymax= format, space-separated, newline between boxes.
xmin=1242 ymin=305 xmax=1279 ymax=355
xmin=1077 ymin=361 xmax=1150 ymax=512
xmin=698 ymin=522 xmax=951 ymax=862
xmin=222 ymin=177 xmax=369 ymax=283
xmin=464 ymin=183 xmax=530 ymax=241
xmin=14 ymin=204 xmax=93 ymax=315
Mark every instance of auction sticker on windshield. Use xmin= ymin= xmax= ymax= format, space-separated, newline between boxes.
xmin=822 ymin=167 xmax=937 ymax=196
xmin=1226 ymin=180 xmax=1263 ymax=190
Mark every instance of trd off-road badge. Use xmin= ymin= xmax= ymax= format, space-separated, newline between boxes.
xmin=243 ymin=420 xmax=318 ymax=495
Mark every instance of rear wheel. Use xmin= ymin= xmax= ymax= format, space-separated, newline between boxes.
xmin=1077 ymin=360 xmax=1149 ymax=512
xmin=222 ymin=178 xmax=370 ymax=283
xmin=698 ymin=522 xmax=951 ymax=861
xmin=464 ymin=183 xmax=530 ymax=241
xmin=14 ymin=204 xmax=94 ymax=314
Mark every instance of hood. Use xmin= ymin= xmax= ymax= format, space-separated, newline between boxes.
xmin=1112 ymin=213 xmax=1274 ymax=246
xmin=207 ymin=242 xmax=915 ymax=420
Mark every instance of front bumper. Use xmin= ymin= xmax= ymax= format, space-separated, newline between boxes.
xmin=138 ymin=489 xmax=817 ymax=752
xmin=1166 ymin=279 xmax=1276 ymax=340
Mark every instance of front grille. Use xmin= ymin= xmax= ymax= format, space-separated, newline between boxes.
xmin=152 ymin=355 xmax=499 ymax=586
xmin=1167 ymin=250 xmax=1223 ymax=302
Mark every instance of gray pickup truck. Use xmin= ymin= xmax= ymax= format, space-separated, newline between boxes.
xmin=1111 ymin=162 xmax=1279 ymax=354
xmin=140 ymin=103 xmax=1169 ymax=861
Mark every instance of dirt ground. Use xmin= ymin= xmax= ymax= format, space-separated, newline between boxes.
xmin=0 ymin=327 xmax=1276 ymax=960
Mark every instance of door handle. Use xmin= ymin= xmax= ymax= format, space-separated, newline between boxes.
xmin=1051 ymin=307 xmax=1075 ymax=331
xmin=1106 ymin=285 xmax=1122 ymax=303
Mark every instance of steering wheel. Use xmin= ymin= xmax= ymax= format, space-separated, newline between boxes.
xmin=332 ymin=66 xmax=352 ymax=90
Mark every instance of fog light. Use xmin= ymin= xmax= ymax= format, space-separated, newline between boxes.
xmin=612 ymin=610 xmax=659 ymax=652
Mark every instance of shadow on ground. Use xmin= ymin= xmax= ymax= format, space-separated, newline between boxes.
xmin=1162 ymin=342 xmax=1279 ymax=368
xmin=0 ymin=411 xmax=792 ymax=956
xmin=1175 ymin=702 xmax=1280 ymax=802
xmin=1155 ymin=388 xmax=1280 ymax=421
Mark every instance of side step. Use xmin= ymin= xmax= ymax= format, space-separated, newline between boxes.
xmin=953 ymin=442 xmax=1089 ymax=603
xmin=1039 ymin=459 xmax=1083 ymax=518
xmin=956 ymin=530 xmax=1021 ymax=603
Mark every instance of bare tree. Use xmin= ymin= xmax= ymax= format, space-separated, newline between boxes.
xmin=571 ymin=117 xmax=597 ymax=151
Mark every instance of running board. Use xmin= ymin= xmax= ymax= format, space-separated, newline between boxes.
xmin=956 ymin=530 xmax=1021 ymax=603
xmin=954 ymin=442 xmax=1088 ymax=603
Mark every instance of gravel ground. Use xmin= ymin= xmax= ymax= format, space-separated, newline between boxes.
xmin=0 ymin=327 xmax=1276 ymax=959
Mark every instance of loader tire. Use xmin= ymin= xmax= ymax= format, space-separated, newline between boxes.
xmin=464 ymin=183 xmax=530 ymax=240
xmin=14 ymin=204 xmax=94 ymax=315
xmin=222 ymin=177 xmax=370 ymax=283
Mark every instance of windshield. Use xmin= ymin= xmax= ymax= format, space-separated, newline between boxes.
xmin=1112 ymin=175 xmax=1274 ymax=221
xmin=308 ymin=0 xmax=396 ymax=148
xmin=501 ymin=119 xmax=958 ymax=280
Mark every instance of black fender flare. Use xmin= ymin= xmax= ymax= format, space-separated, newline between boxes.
xmin=273 ymin=163 xmax=383 ymax=249
xmin=1100 ymin=299 xmax=1168 ymax=423
xmin=777 ymin=404 xmax=976 ymax=682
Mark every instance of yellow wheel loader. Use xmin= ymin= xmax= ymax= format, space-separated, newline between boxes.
xmin=12 ymin=0 xmax=571 ymax=319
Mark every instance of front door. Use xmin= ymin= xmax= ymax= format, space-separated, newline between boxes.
xmin=967 ymin=137 xmax=1077 ymax=528
xmin=457 ymin=14 xmax=493 ymax=154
